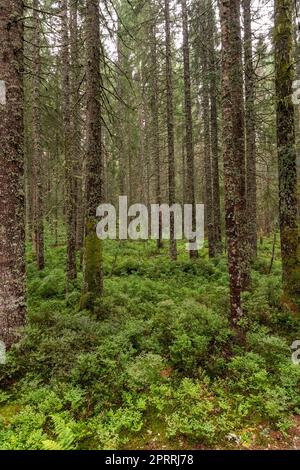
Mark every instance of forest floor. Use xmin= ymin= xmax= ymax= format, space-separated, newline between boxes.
xmin=124 ymin=415 xmax=300 ymax=450
xmin=0 ymin=233 xmax=300 ymax=450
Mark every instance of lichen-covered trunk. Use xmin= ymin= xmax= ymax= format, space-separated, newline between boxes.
xmin=32 ymin=0 xmax=45 ymax=271
xmin=207 ymin=0 xmax=222 ymax=256
xmin=181 ymin=0 xmax=198 ymax=259
xmin=243 ymin=0 xmax=258 ymax=259
xmin=0 ymin=0 xmax=26 ymax=348
xmin=164 ymin=0 xmax=177 ymax=261
xmin=220 ymin=0 xmax=248 ymax=326
xmin=274 ymin=0 xmax=300 ymax=311
xmin=81 ymin=0 xmax=103 ymax=308
xmin=61 ymin=0 xmax=77 ymax=284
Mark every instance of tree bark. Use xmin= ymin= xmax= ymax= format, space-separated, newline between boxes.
xmin=274 ymin=0 xmax=300 ymax=311
xmin=81 ymin=0 xmax=103 ymax=308
xmin=0 ymin=0 xmax=26 ymax=348
xmin=207 ymin=0 xmax=222 ymax=256
xmin=200 ymin=20 xmax=215 ymax=259
xmin=61 ymin=0 xmax=77 ymax=284
xmin=243 ymin=0 xmax=258 ymax=258
xmin=70 ymin=0 xmax=84 ymax=252
xmin=164 ymin=0 xmax=177 ymax=261
xmin=181 ymin=0 xmax=198 ymax=258
xmin=117 ymin=21 xmax=126 ymax=197
xmin=150 ymin=19 xmax=163 ymax=249
xmin=32 ymin=0 xmax=45 ymax=270
xmin=220 ymin=0 xmax=248 ymax=327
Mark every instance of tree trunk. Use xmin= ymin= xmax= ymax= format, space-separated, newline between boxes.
xmin=274 ymin=0 xmax=300 ymax=311
xmin=61 ymin=0 xmax=77 ymax=285
xmin=164 ymin=0 xmax=177 ymax=261
xmin=201 ymin=27 xmax=215 ymax=259
xmin=243 ymin=0 xmax=258 ymax=258
xmin=32 ymin=0 xmax=45 ymax=270
xmin=70 ymin=0 xmax=84 ymax=252
xmin=0 ymin=0 xmax=26 ymax=348
xmin=220 ymin=0 xmax=248 ymax=327
xmin=207 ymin=0 xmax=222 ymax=256
xmin=181 ymin=0 xmax=198 ymax=258
xmin=150 ymin=20 xmax=163 ymax=249
xmin=117 ymin=22 xmax=126 ymax=197
xmin=294 ymin=20 xmax=300 ymax=224
xmin=81 ymin=0 xmax=103 ymax=309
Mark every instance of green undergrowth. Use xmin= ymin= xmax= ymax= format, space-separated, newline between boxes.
xmin=1 ymin=236 xmax=300 ymax=450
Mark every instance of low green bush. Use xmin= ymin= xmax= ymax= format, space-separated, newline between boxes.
xmin=0 ymin=237 xmax=299 ymax=449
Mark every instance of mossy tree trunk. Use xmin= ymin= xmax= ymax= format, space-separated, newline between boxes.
xmin=81 ymin=0 xmax=103 ymax=309
xmin=0 ymin=0 xmax=26 ymax=348
xmin=274 ymin=0 xmax=300 ymax=311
